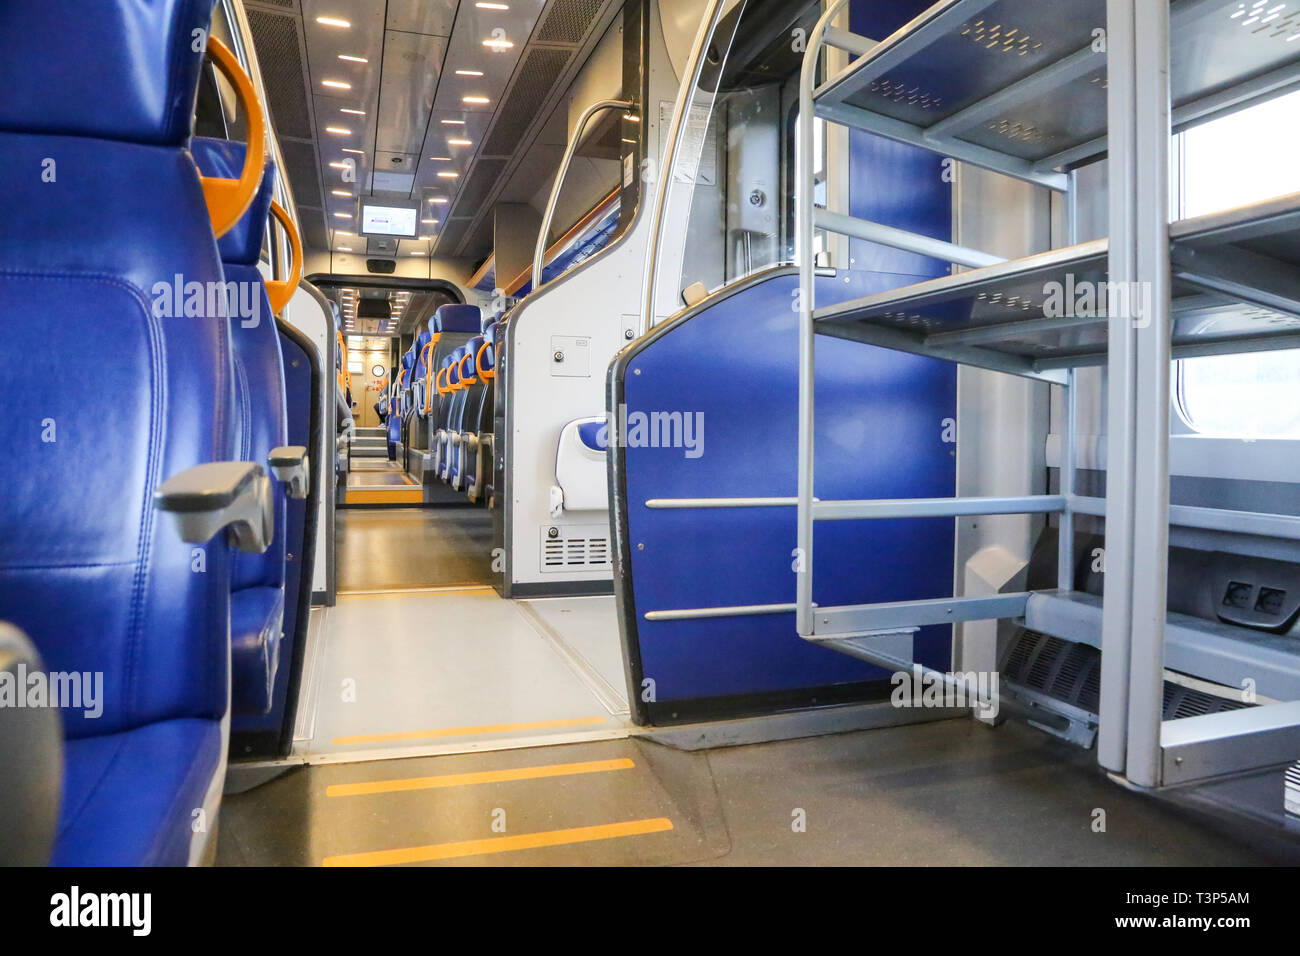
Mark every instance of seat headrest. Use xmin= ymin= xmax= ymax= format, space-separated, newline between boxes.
xmin=401 ymin=351 xmax=415 ymax=371
xmin=434 ymin=304 xmax=481 ymax=333
xmin=0 ymin=0 xmax=216 ymax=146
xmin=191 ymin=138 xmax=275 ymax=265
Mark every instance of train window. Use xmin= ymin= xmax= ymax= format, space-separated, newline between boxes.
xmin=1173 ymin=89 xmax=1300 ymax=440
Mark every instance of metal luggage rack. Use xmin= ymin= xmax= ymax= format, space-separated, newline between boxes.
xmin=791 ymin=0 xmax=1300 ymax=792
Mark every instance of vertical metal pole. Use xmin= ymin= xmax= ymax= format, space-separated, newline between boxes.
xmin=1098 ymin=0 xmax=1138 ymax=775
xmin=1124 ymin=0 xmax=1173 ymax=788
xmin=796 ymin=1 xmax=849 ymax=637
xmin=1057 ymin=170 xmax=1079 ymax=592
xmin=1057 ymin=368 xmax=1078 ymax=590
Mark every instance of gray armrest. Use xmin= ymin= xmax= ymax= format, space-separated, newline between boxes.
xmin=0 ymin=623 xmax=61 ymax=865
xmin=153 ymin=462 xmax=273 ymax=553
xmin=268 ymin=445 xmax=310 ymax=499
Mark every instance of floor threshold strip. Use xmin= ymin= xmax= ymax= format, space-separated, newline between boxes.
xmin=331 ymin=716 xmax=608 ymax=747
xmin=326 ymin=758 xmax=635 ymax=797
xmin=321 ymin=818 xmax=675 ymax=867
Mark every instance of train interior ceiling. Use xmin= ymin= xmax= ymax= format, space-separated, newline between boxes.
xmin=2 ymin=0 xmax=1300 ymax=871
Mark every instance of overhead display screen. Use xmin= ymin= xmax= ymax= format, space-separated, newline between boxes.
xmin=361 ymin=204 xmax=418 ymax=238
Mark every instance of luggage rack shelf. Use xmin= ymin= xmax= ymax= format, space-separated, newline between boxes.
xmin=792 ymin=0 xmax=1300 ymax=792
xmin=813 ymin=0 xmax=1300 ymax=187
xmin=814 ymin=190 xmax=1300 ymax=380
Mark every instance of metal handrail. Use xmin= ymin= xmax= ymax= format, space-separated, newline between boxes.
xmin=532 ymin=98 xmax=634 ymax=291
xmin=638 ymin=0 xmax=728 ymax=336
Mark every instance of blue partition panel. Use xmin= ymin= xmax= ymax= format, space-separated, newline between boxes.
xmin=611 ymin=269 xmax=957 ymax=724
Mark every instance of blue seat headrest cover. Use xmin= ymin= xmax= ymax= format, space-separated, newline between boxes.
xmin=434 ymin=304 xmax=481 ymax=333
xmin=0 ymin=0 xmax=217 ymax=146
xmin=190 ymin=138 xmax=275 ymax=266
xmin=577 ymin=420 xmax=607 ymax=452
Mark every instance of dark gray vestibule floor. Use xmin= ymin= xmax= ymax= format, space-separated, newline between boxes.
xmin=217 ymin=717 xmax=1295 ymax=866
xmin=336 ymin=505 xmax=493 ymax=591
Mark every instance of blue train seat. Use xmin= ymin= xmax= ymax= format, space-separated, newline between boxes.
xmin=463 ymin=323 xmax=498 ymax=502
xmin=0 ymin=0 xmax=268 ymax=865
xmin=449 ymin=336 xmax=486 ymax=491
xmin=436 ymin=349 xmax=468 ymax=481
xmin=387 ymin=368 xmax=402 ymax=459
xmin=191 ymin=138 xmax=308 ymax=715
xmin=399 ymin=349 xmax=416 ymax=419
xmin=410 ymin=328 xmax=433 ymax=421
xmin=552 ymin=418 xmax=609 ymax=516
xmin=420 ymin=304 xmax=480 ymax=420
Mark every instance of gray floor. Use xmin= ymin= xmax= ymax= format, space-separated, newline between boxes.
xmin=518 ymin=597 xmax=629 ymax=714
xmin=300 ymin=590 xmax=629 ymax=759
xmin=218 ymin=717 xmax=1292 ymax=866
xmin=336 ymin=506 xmax=493 ymax=591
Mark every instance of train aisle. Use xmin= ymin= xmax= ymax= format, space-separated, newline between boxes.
xmin=287 ymin=507 xmax=632 ymax=767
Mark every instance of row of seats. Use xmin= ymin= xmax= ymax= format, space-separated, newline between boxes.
xmin=390 ymin=306 xmax=501 ymax=503
xmin=0 ymin=0 xmax=307 ymax=865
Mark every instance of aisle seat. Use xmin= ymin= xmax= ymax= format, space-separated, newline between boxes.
xmin=191 ymin=137 xmax=306 ymax=715
xmin=0 ymin=0 xmax=265 ymax=865
xmin=464 ymin=324 xmax=498 ymax=502
xmin=421 ymin=304 xmax=480 ymax=417
xmin=410 ymin=328 xmax=433 ymax=421
xmin=448 ymin=338 xmax=485 ymax=490
xmin=551 ymin=417 xmax=609 ymax=516
xmin=435 ymin=348 xmax=467 ymax=480
xmin=399 ymin=349 xmax=416 ymax=418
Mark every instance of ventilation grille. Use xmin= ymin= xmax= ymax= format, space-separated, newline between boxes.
xmin=540 ymin=525 xmax=612 ymax=571
xmin=296 ymin=206 xmax=329 ymax=252
xmin=481 ymin=48 xmax=573 ymax=156
xmin=867 ymin=77 xmax=943 ymax=111
xmin=536 ymin=0 xmax=605 ymax=43
xmin=960 ymin=19 xmax=1045 ymax=56
xmin=245 ymin=9 xmax=313 ymax=141
xmin=279 ymin=138 xmax=323 ymax=218
xmin=987 ymin=118 xmax=1043 ymax=143
xmin=247 ymin=0 xmax=295 ymax=7
xmin=1228 ymin=1 xmax=1300 ymax=42
xmin=1003 ymin=629 xmax=1253 ymax=720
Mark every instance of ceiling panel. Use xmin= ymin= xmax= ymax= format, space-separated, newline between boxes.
xmin=375 ymin=31 xmax=447 ymax=155
xmin=385 ymin=0 xmax=457 ymax=37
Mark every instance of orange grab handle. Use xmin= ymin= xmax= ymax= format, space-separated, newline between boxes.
xmin=476 ymin=340 xmax=494 ymax=380
xmin=265 ymin=200 xmax=302 ymax=314
xmin=200 ymin=37 xmax=267 ymax=238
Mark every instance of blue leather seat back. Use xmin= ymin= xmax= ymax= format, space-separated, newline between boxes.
xmin=0 ymin=0 xmax=212 ymax=145
xmin=191 ymin=139 xmax=287 ymax=594
xmin=0 ymin=0 xmax=231 ymax=742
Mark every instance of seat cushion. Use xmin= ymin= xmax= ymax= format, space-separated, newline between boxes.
xmin=52 ymin=717 xmax=222 ymax=866
xmin=230 ymin=586 xmax=284 ymax=715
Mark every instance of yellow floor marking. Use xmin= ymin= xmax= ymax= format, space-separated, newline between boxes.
xmin=332 ymin=716 xmax=607 ymax=746
xmin=322 ymin=818 xmax=674 ymax=867
xmin=326 ymin=758 xmax=635 ymax=797
xmin=345 ymin=487 xmax=423 ymax=504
